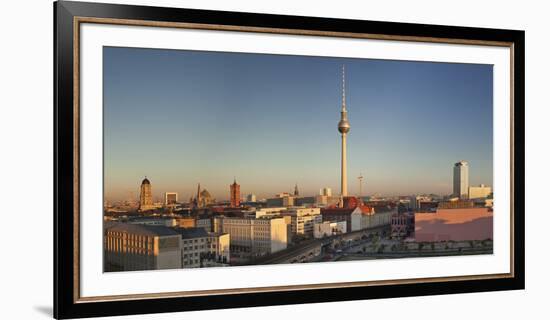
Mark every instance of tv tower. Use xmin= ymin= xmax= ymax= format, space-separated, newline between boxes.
xmin=338 ymin=65 xmax=350 ymax=199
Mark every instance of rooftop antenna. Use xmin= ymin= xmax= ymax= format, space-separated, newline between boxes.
xmin=342 ymin=64 xmax=346 ymax=111
xmin=358 ymin=173 xmax=364 ymax=198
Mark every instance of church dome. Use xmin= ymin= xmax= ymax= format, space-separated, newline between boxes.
xmin=200 ymin=189 xmax=212 ymax=199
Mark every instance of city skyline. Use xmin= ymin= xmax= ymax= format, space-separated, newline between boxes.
xmin=104 ymin=47 xmax=493 ymax=202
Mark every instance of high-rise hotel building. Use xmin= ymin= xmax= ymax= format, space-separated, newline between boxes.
xmin=139 ymin=177 xmax=155 ymax=211
xmin=453 ymin=161 xmax=469 ymax=199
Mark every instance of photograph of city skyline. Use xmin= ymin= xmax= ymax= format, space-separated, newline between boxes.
xmin=103 ymin=46 xmax=494 ymax=272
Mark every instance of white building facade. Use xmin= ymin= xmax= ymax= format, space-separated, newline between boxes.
xmin=468 ymin=184 xmax=492 ymax=199
xmin=216 ymin=216 xmax=288 ymax=256
xmin=351 ymin=207 xmax=393 ymax=232
xmin=313 ymin=221 xmax=347 ymax=238
xmin=281 ymin=207 xmax=322 ymax=237
xmin=453 ymin=160 xmax=469 ymax=198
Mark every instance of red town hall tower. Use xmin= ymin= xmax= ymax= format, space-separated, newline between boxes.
xmin=230 ymin=178 xmax=240 ymax=207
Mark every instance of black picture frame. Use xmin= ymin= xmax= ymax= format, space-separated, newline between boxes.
xmin=54 ymin=1 xmax=525 ymax=319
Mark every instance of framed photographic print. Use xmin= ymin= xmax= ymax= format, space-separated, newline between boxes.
xmin=54 ymin=0 xmax=525 ymax=318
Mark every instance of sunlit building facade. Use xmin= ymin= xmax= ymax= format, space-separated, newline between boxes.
xmin=415 ymin=207 xmax=493 ymax=242
xmin=313 ymin=221 xmax=347 ymax=238
xmin=215 ymin=216 xmax=287 ymax=256
xmin=280 ymin=207 xmax=322 ymax=237
xmin=138 ymin=177 xmax=155 ymax=211
xmin=164 ymin=192 xmax=178 ymax=205
xmin=179 ymin=228 xmax=231 ymax=268
xmin=230 ymin=179 xmax=240 ymax=207
xmin=453 ymin=161 xmax=469 ymax=199
xmin=469 ymin=184 xmax=492 ymax=199
xmin=104 ymin=223 xmax=181 ymax=271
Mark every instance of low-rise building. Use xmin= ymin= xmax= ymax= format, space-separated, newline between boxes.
xmin=215 ymin=216 xmax=288 ymax=257
xmin=314 ymin=195 xmax=341 ymax=207
xmin=351 ymin=207 xmax=393 ymax=232
xmin=178 ymin=227 xmax=230 ymax=268
xmin=207 ymin=232 xmax=230 ymax=265
xmin=313 ymin=221 xmax=347 ymax=238
xmin=415 ymin=207 xmax=493 ymax=242
xmin=295 ymin=196 xmax=316 ymax=206
xmin=179 ymin=228 xmax=209 ymax=268
xmin=468 ymin=184 xmax=492 ymax=199
xmin=104 ymin=223 xmax=181 ymax=271
xmin=280 ymin=207 xmax=322 ymax=238
xmin=321 ymin=207 xmax=357 ymax=232
xmin=254 ymin=207 xmax=287 ymax=218
xmin=127 ymin=216 xmax=178 ymax=227
xmin=266 ymin=193 xmax=296 ymax=207
xmin=176 ymin=217 xmax=196 ymax=228
xmin=438 ymin=199 xmax=474 ymax=209
xmin=196 ymin=216 xmax=212 ymax=232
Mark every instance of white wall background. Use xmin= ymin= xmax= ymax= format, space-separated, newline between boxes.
xmin=0 ymin=0 xmax=547 ymax=319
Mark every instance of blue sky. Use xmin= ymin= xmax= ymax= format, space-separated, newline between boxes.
xmin=103 ymin=46 xmax=493 ymax=201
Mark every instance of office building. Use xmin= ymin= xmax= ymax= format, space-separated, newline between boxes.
xmin=178 ymin=227 xmax=230 ymax=268
xmin=351 ymin=206 xmax=393 ymax=232
xmin=254 ymin=207 xmax=286 ymax=218
xmin=127 ymin=216 xmax=177 ymax=227
xmin=415 ymin=207 xmax=493 ymax=242
xmin=320 ymin=187 xmax=332 ymax=197
xmin=313 ymin=221 xmax=347 ymax=238
xmin=295 ymin=196 xmax=315 ymax=206
xmin=246 ymin=194 xmax=257 ymax=202
xmin=216 ymin=216 xmax=288 ymax=256
xmin=321 ymin=207 xmax=357 ymax=232
xmin=164 ymin=192 xmax=178 ymax=205
xmin=104 ymin=223 xmax=181 ymax=271
xmin=453 ymin=161 xmax=469 ymax=199
xmin=266 ymin=193 xmax=295 ymax=207
xmin=469 ymin=184 xmax=492 ymax=199
xmin=315 ymin=194 xmax=341 ymax=207
xmin=438 ymin=199 xmax=474 ymax=209
xmin=177 ymin=217 xmax=196 ymax=228
xmin=280 ymin=207 xmax=322 ymax=237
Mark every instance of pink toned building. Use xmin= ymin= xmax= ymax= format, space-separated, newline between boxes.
xmin=414 ymin=207 xmax=493 ymax=242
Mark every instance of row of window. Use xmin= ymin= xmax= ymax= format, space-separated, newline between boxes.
xmin=183 ymin=259 xmax=200 ymax=265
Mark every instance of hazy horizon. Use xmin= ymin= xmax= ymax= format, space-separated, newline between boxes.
xmin=103 ymin=47 xmax=493 ymax=202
